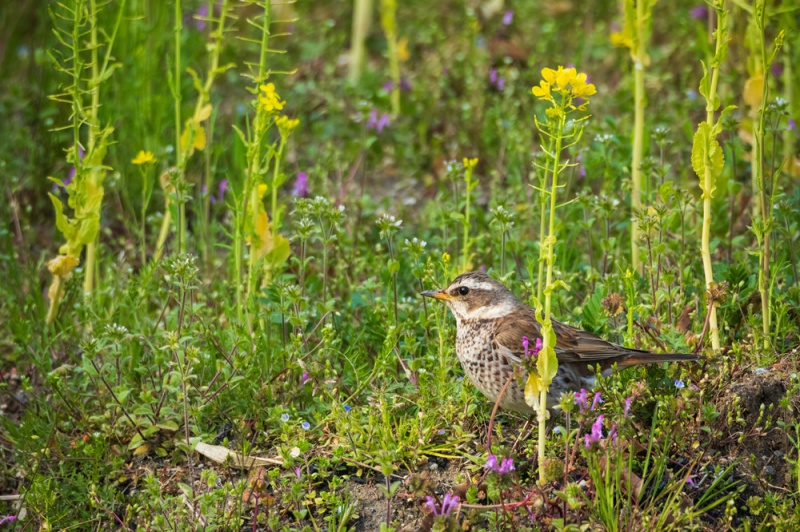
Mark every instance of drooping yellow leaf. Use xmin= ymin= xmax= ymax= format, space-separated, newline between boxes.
xmin=743 ymin=75 xmax=764 ymax=108
xmin=536 ymin=319 xmax=559 ymax=387
xmin=524 ymin=373 xmax=542 ymax=411
xmin=196 ymin=103 xmax=213 ymax=122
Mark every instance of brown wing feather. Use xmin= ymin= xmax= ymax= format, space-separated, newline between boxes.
xmin=493 ymin=305 xmax=702 ymax=371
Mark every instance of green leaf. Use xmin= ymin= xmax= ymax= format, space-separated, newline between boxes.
xmin=691 ymin=122 xmax=724 ymax=199
xmin=48 ymin=193 xmax=77 ymax=241
xmin=698 ymin=61 xmax=710 ymax=102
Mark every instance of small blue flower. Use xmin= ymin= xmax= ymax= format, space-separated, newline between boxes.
xmin=281 ymin=413 xmax=290 ymax=422
xmin=674 ymin=379 xmax=685 ymax=389
xmin=438 ymin=429 xmax=446 ymax=435
xmin=343 ymin=404 xmax=352 ymax=413
xmin=301 ymin=421 xmax=311 ymax=430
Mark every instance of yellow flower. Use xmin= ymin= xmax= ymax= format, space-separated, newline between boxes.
xmin=258 ymin=83 xmax=285 ymax=112
xmin=276 ymin=115 xmax=300 ymax=136
xmin=257 ymin=183 xmax=268 ymax=197
xmin=571 ymin=73 xmax=597 ymax=99
xmin=132 ymin=150 xmax=156 ymax=165
xmin=442 ymin=252 xmax=451 ymax=264
xmin=397 ymin=37 xmax=410 ymax=61
xmin=556 ymin=67 xmax=577 ymax=90
xmin=531 ymin=81 xmax=552 ymax=101
xmin=541 ymin=68 xmax=557 ymax=85
xmin=463 ymin=157 xmax=479 ymax=169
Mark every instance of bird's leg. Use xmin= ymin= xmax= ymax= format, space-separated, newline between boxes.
xmin=486 ymin=373 xmax=516 ymax=453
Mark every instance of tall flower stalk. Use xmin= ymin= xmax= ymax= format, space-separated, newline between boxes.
xmin=460 ymin=158 xmax=479 ymax=272
xmin=233 ymin=0 xmax=295 ymax=320
xmin=154 ymin=0 xmax=233 ymax=263
xmin=528 ymin=66 xmax=595 ymax=484
xmin=379 ymin=0 xmax=401 ymax=117
xmin=691 ymin=0 xmax=732 ymax=353
xmin=612 ymin=0 xmax=657 ymax=271
xmin=45 ymin=0 xmax=124 ymax=323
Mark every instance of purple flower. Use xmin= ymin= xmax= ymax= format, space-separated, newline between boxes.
xmin=591 ymin=414 xmax=604 ymax=440
xmin=63 ymin=146 xmax=86 ymax=188
xmin=211 ymin=179 xmax=229 ymax=204
xmin=301 ymin=421 xmax=311 ymax=430
xmin=675 ymin=379 xmax=685 ymax=389
xmin=489 ymin=69 xmax=505 ymax=91
xmin=574 ymin=388 xmax=589 ymax=413
xmin=502 ymin=10 xmax=513 ymax=25
xmin=577 ymin=153 xmax=586 ymax=178
xmin=343 ymin=404 xmax=352 ymax=413
xmin=292 ymin=172 xmax=309 ymax=197
xmin=624 ymin=397 xmax=632 ymax=418
xmin=0 ymin=516 xmax=16 ymax=525
xmin=425 ymin=493 xmax=461 ymax=517
xmin=591 ymin=392 xmax=603 ymax=411
xmin=499 ymin=458 xmax=515 ymax=474
xmin=194 ymin=5 xmax=209 ymax=31
xmin=485 ymin=454 xmax=515 ymax=475
xmin=383 ymin=81 xmax=394 ymax=92
xmin=609 ymin=423 xmax=618 ymax=445
xmin=690 ymin=5 xmax=707 ymax=20
xmin=295 ymin=467 xmax=302 ymax=479
xmin=771 ymin=62 xmax=783 ymax=78
xmin=522 ymin=336 xmax=542 ymax=359
xmin=400 ymin=77 xmax=412 ymax=92
xmin=585 ymin=414 xmax=605 ymax=448
xmin=789 ymin=119 xmax=798 ymax=138
xmin=686 ymin=475 xmax=697 ymax=488
xmin=301 ymin=371 xmax=310 ymax=384
xmin=366 ymin=110 xmax=390 ymax=133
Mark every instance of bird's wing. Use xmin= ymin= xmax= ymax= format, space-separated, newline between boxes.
xmin=492 ymin=307 xmax=636 ymax=365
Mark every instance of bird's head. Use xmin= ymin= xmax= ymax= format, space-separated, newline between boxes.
xmin=421 ymin=271 xmax=520 ymax=322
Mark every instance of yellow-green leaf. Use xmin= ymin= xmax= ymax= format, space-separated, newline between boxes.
xmin=524 ymin=373 xmax=542 ymax=411
xmin=536 ymin=320 xmax=559 ymax=387
xmin=691 ymin=122 xmax=724 ymax=199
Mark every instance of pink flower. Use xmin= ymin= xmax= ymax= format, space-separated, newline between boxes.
xmin=502 ymin=10 xmax=513 ymax=25
xmin=591 ymin=392 xmax=603 ymax=411
xmin=624 ymin=397 xmax=632 ymax=418
xmin=484 ymin=453 xmax=499 ymax=471
xmin=292 ymin=172 xmax=308 ymax=197
xmin=574 ymin=388 xmax=589 ymax=413
xmin=425 ymin=494 xmax=460 ymax=517
xmin=499 ymin=458 xmax=515 ymax=474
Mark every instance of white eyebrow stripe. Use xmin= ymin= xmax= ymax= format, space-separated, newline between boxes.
xmin=466 ymin=301 xmax=515 ymax=319
xmin=460 ymin=281 xmax=497 ymax=291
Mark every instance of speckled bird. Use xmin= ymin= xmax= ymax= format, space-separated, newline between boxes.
xmin=421 ymin=271 xmax=702 ymax=414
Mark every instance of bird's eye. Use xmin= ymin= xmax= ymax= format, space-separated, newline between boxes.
xmin=458 ymin=286 xmax=470 ymax=296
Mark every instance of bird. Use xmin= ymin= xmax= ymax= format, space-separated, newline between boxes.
xmin=421 ymin=271 xmax=703 ymax=415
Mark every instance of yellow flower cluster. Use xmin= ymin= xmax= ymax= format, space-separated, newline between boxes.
xmin=276 ymin=115 xmax=300 ymax=137
xmin=531 ymin=66 xmax=596 ymax=107
xmin=463 ymin=157 xmax=479 ymax=169
xmin=258 ymin=83 xmax=285 ymax=112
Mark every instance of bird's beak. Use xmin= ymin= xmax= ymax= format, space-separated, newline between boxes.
xmin=420 ymin=289 xmax=453 ymax=301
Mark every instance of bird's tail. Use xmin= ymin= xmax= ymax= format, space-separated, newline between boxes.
xmin=620 ymin=352 xmax=704 ymax=368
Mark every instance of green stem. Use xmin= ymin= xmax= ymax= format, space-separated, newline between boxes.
xmin=349 ymin=0 xmax=373 ymax=83
xmin=630 ymin=0 xmax=649 ymax=272
xmin=174 ymin=0 xmax=183 ymax=253
xmin=538 ymin=113 xmax=565 ymax=485
xmin=700 ymin=6 xmax=724 ymax=352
